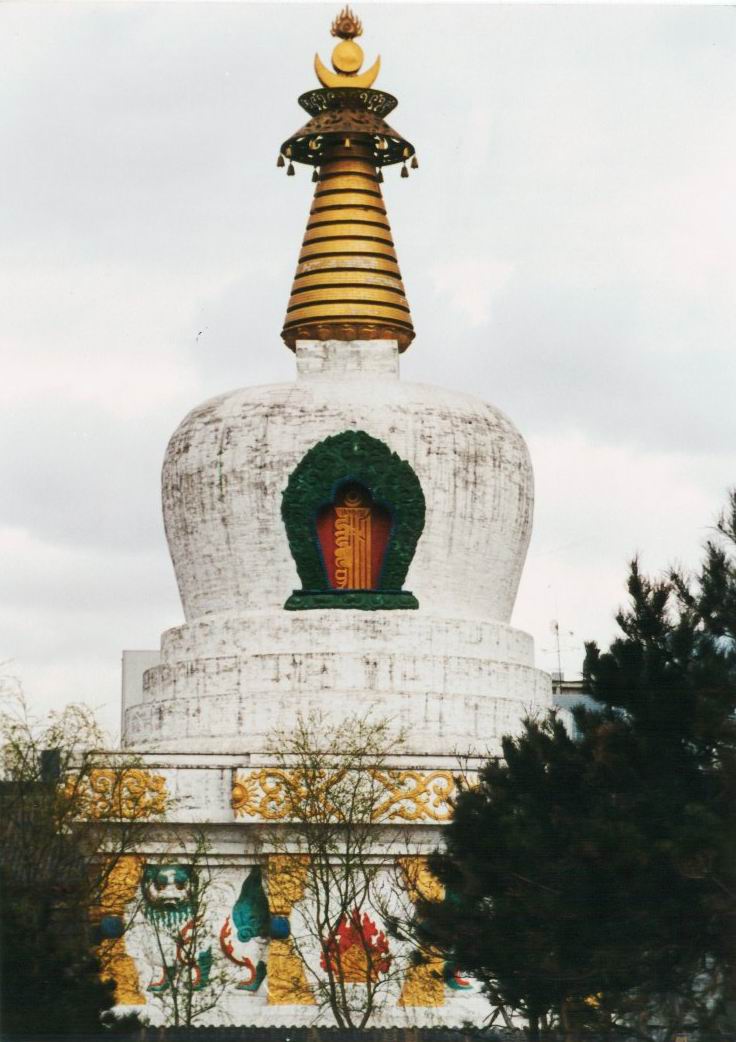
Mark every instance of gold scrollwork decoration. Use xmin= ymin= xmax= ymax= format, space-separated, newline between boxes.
xmin=232 ymin=767 xmax=359 ymax=821
xmin=69 ymin=768 xmax=167 ymax=820
xmin=232 ymin=769 xmax=302 ymax=821
xmin=373 ymin=770 xmax=455 ymax=822
xmin=232 ymin=768 xmax=457 ymax=823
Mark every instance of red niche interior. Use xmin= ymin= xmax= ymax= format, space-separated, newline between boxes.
xmin=316 ymin=483 xmax=392 ymax=590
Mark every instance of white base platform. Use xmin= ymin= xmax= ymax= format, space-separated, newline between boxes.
xmin=123 ymin=610 xmax=551 ymax=756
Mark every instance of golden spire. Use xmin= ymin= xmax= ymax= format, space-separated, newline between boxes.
xmin=278 ymin=9 xmax=417 ymax=353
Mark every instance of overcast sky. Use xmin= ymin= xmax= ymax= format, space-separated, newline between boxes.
xmin=2 ymin=2 xmax=735 ymax=739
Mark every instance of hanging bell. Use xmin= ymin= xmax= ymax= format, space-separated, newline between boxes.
xmin=312 ymin=168 xmax=319 ymax=183
xmin=411 ymin=155 xmax=419 ymax=170
xmin=287 ymin=162 xmax=295 ymax=176
xmin=401 ymin=163 xmax=409 ymax=178
xmin=277 ymin=154 xmax=285 ymax=168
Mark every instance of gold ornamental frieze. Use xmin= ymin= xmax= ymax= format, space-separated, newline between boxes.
xmin=231 ymin=767 xmax=458 ymax=823
xmin=372 ymin=770 xmax=456 ymax=822
xmin=68 ymin=767 xmax=167 ymax=821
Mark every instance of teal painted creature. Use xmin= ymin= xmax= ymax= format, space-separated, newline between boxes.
xmin=219 ymin=867 xmax=270 ymax=992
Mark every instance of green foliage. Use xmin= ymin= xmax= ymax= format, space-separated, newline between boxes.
xmin=422 ymin=493 xmax=736 ymax=1040
xmin=0 ymin=688 xmax=145 ymax=1038
xmin=1 ymin=877 xmax=116 ymax=1037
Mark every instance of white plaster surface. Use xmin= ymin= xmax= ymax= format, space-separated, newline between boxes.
xmin=124 ymin=612 xmax=547 ymax=754
xmin=125 ymin=616 xmax=548 ymax=755
xmin=121 ymin=649 xmax=161 ymax=727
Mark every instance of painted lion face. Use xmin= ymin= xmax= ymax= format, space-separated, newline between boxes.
xmin=142 ymin=864 xmax=195 ymax=922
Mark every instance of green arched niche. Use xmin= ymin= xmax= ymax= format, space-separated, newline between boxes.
xmin=281 ymin=429 xmax=425 ymax=610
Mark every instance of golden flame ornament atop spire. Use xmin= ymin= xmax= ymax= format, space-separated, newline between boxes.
xmin=278 ymin=9 xmax=417 ymax=352
xmin=331 ymin=6 xmax=362 ymax=39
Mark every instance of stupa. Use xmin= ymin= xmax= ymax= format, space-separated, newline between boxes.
xmin=107 ymin=9 xmax=551 ymax=1027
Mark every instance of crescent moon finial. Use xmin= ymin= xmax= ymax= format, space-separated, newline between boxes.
xmin=314 ymin=52 xmax=381 ymax=90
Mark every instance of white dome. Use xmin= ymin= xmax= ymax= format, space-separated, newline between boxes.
xmin=162 ymin=341 xmax=533 ymax=625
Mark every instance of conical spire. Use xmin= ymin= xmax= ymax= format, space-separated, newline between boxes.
xmin=279 ymin=9 xmax=416 ymax=352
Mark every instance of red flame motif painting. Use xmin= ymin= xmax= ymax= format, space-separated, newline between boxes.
xmin=320 ymin=909 xmax=391 ymax=983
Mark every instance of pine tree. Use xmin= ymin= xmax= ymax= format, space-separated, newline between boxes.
xmin=422 ymin=493 xmax=736 ymax=1041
